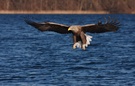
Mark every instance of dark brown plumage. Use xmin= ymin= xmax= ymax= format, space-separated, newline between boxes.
xmin=25 ymin=17 xmax=120 ymax=50
xmin=25 ymin=20 xmax=70 ymax=34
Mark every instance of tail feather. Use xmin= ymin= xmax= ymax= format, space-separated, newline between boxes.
xmin=85 ymin=34 xmax=92 ymax=46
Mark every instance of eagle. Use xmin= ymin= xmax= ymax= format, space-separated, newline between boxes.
xmin=25 ymin=17 xmax=120 ymax=50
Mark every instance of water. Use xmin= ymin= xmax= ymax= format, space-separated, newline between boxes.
xmin=0 ymin=14 xmax=135 ymax=86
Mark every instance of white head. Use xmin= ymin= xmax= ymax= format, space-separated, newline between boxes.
xmin=68 ymin=25 xmax=81 ymax=33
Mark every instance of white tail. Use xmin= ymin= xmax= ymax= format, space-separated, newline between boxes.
xmin=85 ymin=34 xmax=92 ymax=47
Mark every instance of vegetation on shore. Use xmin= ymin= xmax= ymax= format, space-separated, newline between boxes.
xmin=0 ymin=0 xmax=134 ymax=14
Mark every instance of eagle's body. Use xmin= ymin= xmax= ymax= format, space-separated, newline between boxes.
xmin=25 ymin=18 xmax=120 ymax=50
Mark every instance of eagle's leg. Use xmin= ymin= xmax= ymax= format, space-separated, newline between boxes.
xmin=73 ymin=35 xmax=77 ymax=49
xmin=72 ymin=35 xmax=82 ymax=49
xmin=80 ymin=32 xmax=87 ymax=50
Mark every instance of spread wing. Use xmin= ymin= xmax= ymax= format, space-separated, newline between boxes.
xmin=25 ymin=20 xmax=70 ymax=34
xmin=81 ymin=18 xmax=120 ymax=33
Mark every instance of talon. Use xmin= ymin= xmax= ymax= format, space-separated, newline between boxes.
xmin=82 ymin=44 xmax=86 ymax=50
xmin=73 ymin=44 xmax=76 ymax=49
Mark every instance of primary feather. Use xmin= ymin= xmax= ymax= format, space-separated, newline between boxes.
xmin=81 ymin=18 xmax=120 ymax=33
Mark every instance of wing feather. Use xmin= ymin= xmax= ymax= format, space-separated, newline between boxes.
xmin=81 ymin=18 xmax=120 ymax=33
xmin=25 ymin=20 xmax=70 ymax=34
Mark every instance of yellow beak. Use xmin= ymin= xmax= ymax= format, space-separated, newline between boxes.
xmin=68 ymin=28 xmax=71 ymax=31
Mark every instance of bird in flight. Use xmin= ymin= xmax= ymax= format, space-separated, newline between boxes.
xmin=25 ymin=17 xmax=120 ymax=50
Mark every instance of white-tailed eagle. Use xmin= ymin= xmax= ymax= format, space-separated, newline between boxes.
xmin=25 ymin=18 xmax=120 ymax=50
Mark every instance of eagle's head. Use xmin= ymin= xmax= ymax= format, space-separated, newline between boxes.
xmin=68 ymin=26 xmax=81 ymax=33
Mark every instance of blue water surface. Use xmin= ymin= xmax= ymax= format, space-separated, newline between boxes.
xmin=0 ymin=14 xmax=135 ymax=86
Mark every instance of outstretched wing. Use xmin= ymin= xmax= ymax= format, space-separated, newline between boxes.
xmin=81 ymin=18 xmax=120 ymax=33
xmin=25 ymin=20 xmax=70 ymax=34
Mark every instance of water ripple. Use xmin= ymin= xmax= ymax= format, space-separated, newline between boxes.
xmin=0 ymin=14 xmax=135 ymax=86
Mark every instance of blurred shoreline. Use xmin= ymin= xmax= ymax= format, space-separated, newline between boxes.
xmin=0 ymin=11 xmax=134 ymax=14
xmin=0 ymin=10 xmax=110 ymax=14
